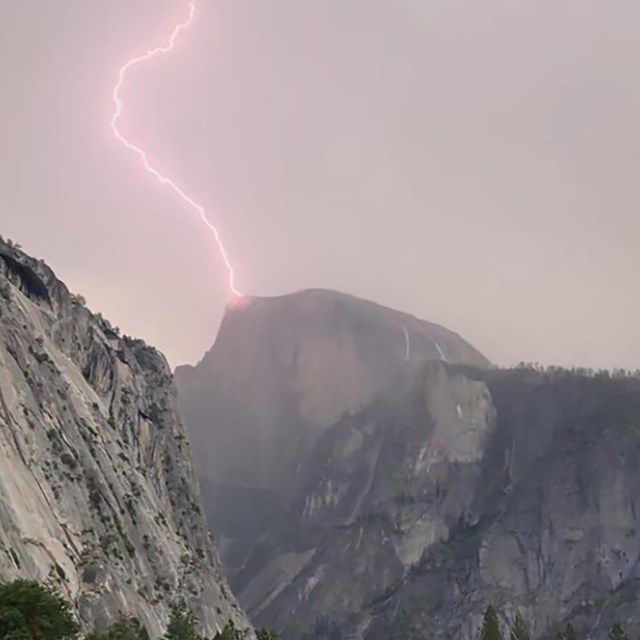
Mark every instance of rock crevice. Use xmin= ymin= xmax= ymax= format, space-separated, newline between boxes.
xmin=0 ymin=237 xmax=249 ymax=637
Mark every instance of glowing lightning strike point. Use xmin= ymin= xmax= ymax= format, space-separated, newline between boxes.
xmin=110 ymin=1 xmax=242 ymax=298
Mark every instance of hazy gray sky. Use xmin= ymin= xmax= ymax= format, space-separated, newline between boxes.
xmin=1 ymin=0 xmax=638 ymax=369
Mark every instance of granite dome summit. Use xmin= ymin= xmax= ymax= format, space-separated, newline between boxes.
xmin=175 ymin=289 xmax=488 ymax=491
xmin=176 ymin=290 xmax=640 ymax=640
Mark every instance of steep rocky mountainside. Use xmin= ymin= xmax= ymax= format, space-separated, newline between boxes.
xmin=0 ymin=238 xmax=249 ymax=637
xmin=174 ymin=290 xmax=488 ymax=574
xmin=259 ymin=364 xmax=640 ymax=640
xmin=232 ymin=361 xmax=497 ymax=639
xmin=350 ymin=366 xmax=640 ymax=640
xmin=176 ymin=292 xmax=640 ymax=640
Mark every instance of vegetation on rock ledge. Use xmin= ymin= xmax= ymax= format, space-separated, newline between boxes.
xmin=0 ymin=580 xmax=262 ymax=640
xmin=0 ymin=579 xmax=635 ymax=640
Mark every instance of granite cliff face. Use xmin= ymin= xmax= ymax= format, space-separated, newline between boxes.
xmin=0 ymin=238 xmax=249 ymax=637
xmin=352 ymin=366 xmax=640 ymax=640
xmin=176 ymin=291 xmax=640 ymax=640
xmin=174 ymin=290 xmax=488 ymax=575
xmin=232 ymin=361 xmax=497 ymax=639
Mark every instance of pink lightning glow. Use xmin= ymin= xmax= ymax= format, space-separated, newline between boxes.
xmin=110 ymin=1 xmax=242 ymax=298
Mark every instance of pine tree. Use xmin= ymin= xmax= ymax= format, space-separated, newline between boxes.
xmin=479 ymin=606 xmax=503 ymax=640
xmin=564 ymin=623 xmax=576 ymax=640
xmin=510 ymin=613 xmax=530 ymax=640
xmin=608 ymin=624 xmax=628 ymax=640
xmin=0 ymin=580 xmax=79 ymax=640
xmin=213 ymin=621 xmax=243 ymax=640
xmin=164 ymin=604 xmax=199 ymax=640
xmin=85 ymin=615 xmax=149 ymax=640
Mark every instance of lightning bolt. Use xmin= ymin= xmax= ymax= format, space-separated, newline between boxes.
xmin=110 ymin=1 xmax=242 ymax=298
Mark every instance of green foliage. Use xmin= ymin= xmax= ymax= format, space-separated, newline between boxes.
xmin=12 ymin=578 xmax=632 ymax=640
xmin=0 ymin=579 xmax=79 ymax=640
xmin=85 ymin=615 xmax=150 ymax=640
xmin=479 ymin=606 xmax=503 ymax=640
xmin=212 ymin=621 xmax=243 ymax=640
xmin=164 ymin=604 xmax=199 ymax=640
xmin=510 ymin=614 xmax=529 ymax=640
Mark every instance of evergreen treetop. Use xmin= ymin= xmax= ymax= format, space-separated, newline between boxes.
xmin=510 ymin=613 xmax=530 ymax=640
xmin=479 ymin=605 xmax=504 ymax=640
xmin=164 ymin=604 xmax=199 ymax=640
xmin=0 ymin=580 xmax=79 ymax=640
xmin=212 ymin=621 xmax=243 ymax=640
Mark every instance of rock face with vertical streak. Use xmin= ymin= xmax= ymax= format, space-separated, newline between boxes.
xmin=349 ymin=366 xmax=640 ymax=640
xmin=176 ymin=289 xmax=640 ymax=640
xmin=174 ymin=290 xmax=489 ymax=635
xmin=176 ymin=291 xmax=488 ymax=491
xmin=0 ymin=237 xmax=250 ymax=637
xmin=226 ymin=361 xmax=498 ymax=639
